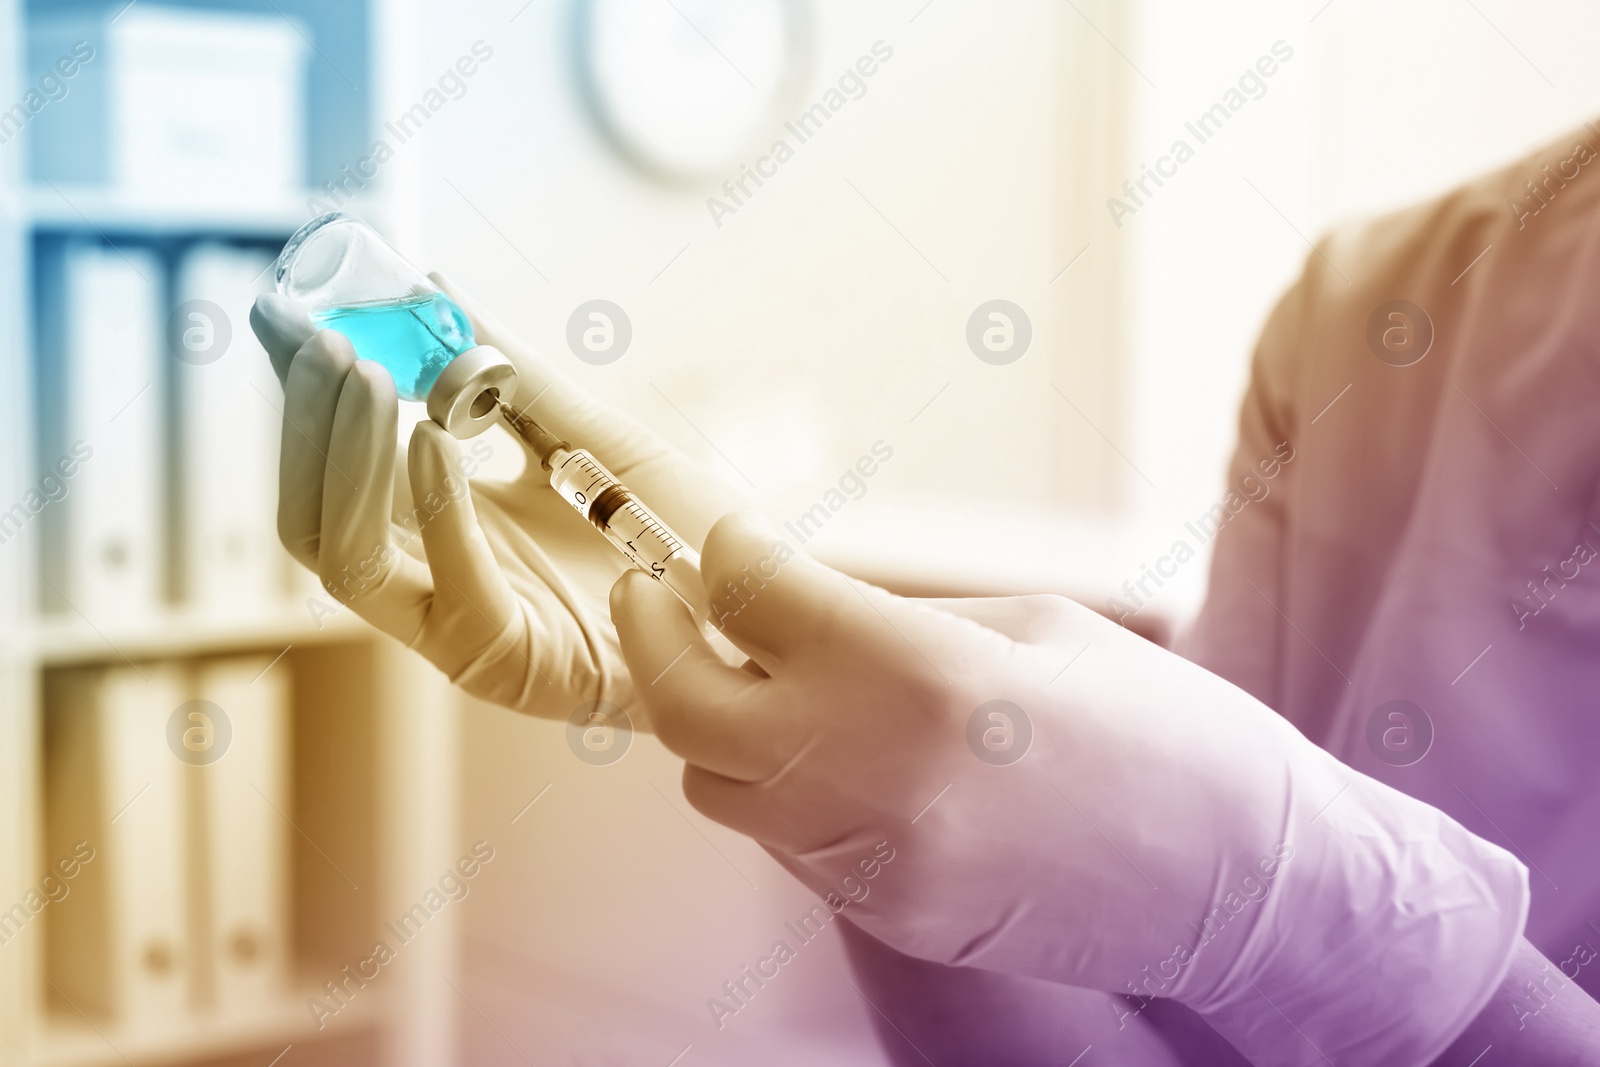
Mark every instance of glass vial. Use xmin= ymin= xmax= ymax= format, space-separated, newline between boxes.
xmin=274 ymin=212 xmax=515 ymax=438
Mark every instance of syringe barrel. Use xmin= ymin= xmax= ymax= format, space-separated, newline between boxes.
xmin=633 ymin=541 xmax=707 ymax=619
xmin=544 ymin=447 xmax=710 ymax=618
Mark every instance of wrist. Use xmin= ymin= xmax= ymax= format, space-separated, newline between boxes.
xmin=1187 ymin=777 xmax=1529 ymax=1065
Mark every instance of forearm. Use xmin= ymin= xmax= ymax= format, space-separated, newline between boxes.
xmin=1433 ymin=937 xmax=1600 ymax=1066
xmin=834 ymin=920 xmax=1251 ymax=1066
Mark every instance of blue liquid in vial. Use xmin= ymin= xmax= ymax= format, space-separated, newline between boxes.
xmin=311 ymin=292 xmax=476 ymax=402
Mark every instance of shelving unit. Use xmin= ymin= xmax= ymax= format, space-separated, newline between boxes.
xmin=0 ymin=3 xmax=462 ymax=1066
xmin=33 ymin=982 xmax=384 ymax=1067
xmin=29 ymin=608 xmax=369 ymax=668
xmin=22 ymin=188 xmax=312 ymax=239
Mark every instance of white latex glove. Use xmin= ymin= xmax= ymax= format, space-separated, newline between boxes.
xmin=249 ymin=275 xmax=743 ymax=719
xmin=611 ymin=512 xmax=1530 ymax=1066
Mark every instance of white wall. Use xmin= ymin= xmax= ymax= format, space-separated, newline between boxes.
xmin=1115 ymin=0 xmax=1600 ymax=620
xmin=412 ymin=0 xmax=1070 ymax=517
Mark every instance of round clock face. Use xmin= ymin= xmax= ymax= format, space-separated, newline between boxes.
xmin=574 ymin=0 xmax=812 ymax=181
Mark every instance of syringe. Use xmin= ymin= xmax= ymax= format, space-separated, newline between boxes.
xmin=498 ymin=400 xmax=711 ymax=622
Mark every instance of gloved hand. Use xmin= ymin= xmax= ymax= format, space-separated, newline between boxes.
xmin=249 ymin=275 xmax=743 ymax=720
xmin=611 ymin=512 xmax=1531 ymax=1066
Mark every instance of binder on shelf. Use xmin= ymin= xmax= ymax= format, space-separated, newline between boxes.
xmin=44 ymin=665 xmax=190 ymax=1026
xmin=174 ymin=244 xmax=289 ymax=614
xmin=195 ymin=654 xmax=291 ymax=1013
xmin=37 ymin=240 xmax=164 ymax=623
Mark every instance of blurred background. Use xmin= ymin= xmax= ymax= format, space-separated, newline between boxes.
xmin=1 ymin=0 xmax=1597 ymax=1063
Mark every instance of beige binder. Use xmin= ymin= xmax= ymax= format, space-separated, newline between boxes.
xmin=196 ymin=655 xmax=291 ymax=1013
xmin=43 ymin=242 xmax=164 ymax=622
xmin=44 ymin=665 xmax=189 ymax=1026
xmin=174 ymin=244 xmax=287 ymax=613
